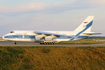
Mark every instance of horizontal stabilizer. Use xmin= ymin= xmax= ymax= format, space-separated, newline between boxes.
xmin=82 ymin=32 xmax=102 ymax=35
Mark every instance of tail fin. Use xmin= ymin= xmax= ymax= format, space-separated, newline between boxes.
xmin=74 ymin=16 xmax=94 ymax=32
xmin=70 ymin=16 xmax=94 ymax=40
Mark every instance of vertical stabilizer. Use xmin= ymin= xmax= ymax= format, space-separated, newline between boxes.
xmin=74 ymin=16 xmax=94 ymax=32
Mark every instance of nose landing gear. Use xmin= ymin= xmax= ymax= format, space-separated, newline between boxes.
xmin=15 ymin=42 xmax=17 ymax=45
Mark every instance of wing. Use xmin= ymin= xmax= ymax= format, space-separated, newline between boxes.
xmin=34 ymin=31 xmax=68 ymax=37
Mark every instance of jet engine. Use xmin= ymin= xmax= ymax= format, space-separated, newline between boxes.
xmin=45 ymin=37 xmax=53 ymax=41
xmin=35 ymin=34 xmax=46 ymax=40
xmin=45 ymin=35 xmax=57 ymax=41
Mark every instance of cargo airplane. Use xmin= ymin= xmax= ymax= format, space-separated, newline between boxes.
xmin=2 ymin=16 xmax=101 ymax=45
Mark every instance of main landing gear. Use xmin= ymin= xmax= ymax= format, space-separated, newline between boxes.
xmin=40 ymin=42 xmax=55 ymax=45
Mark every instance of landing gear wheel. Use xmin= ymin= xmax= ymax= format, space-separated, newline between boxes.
xmin=46 ymin=42 xmax=48 ymax=45
xmin=44 ymin=42 xmax=47 ymax=45
xmin=48 ymin=43 xmax=50 ymax=45
xmin=15 ymin=42 xmax=17 ymax=45
xmin=40 ymin=43 xmax=42 ymax=45
xmin=53 ymin=42 xmax=55 ymax=45
xmin=49 ymin=42 xmax=52 ymax=45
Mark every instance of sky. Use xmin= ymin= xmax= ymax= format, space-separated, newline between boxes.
xmin=0 ymin=0 xmax=105 ymax=37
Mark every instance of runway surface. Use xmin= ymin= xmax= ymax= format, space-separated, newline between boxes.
xmin=0 ymin=41 xmax=105 ymax=47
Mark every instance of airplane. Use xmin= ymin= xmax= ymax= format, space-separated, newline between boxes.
xmin=2 ymin=16 xmax=101 ymax=45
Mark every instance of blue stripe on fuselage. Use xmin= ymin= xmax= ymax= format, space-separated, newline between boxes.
xmin=56 ymin=36 xmax=88 ymax=39
xmin=4 ymin=35 xmax=88 ymax=40
xmin=4 ymin=35 xmax=35 ymax=39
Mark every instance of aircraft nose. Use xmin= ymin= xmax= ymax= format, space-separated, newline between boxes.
xmin=2 ymin=36 xmax=5 ymax=39
xmin=2 ymin=36 xmax=5 ymax=41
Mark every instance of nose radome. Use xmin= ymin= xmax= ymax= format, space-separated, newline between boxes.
xmin=2 ymin=36 xmax=4 ymax=39
xmin=1 ymin=36 xmax=5 ymax=41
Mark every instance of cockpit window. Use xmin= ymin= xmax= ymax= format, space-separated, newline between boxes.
xmin=10 ymin=31 xmax=14 ymax=33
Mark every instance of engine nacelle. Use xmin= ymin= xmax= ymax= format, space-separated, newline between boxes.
xmin=45 ymin=37 xmax=53 ymax=41
xmin=45 ymin=35 xmax=57 ymax=41
xmin=35 ymin=36 xmax=42 ymax=40
xmin=35 ymin=34 xmax=46 ymax=40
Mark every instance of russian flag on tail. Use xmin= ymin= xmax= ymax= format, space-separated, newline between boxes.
xmin=84 ymin=22 xmax=87 ymax=24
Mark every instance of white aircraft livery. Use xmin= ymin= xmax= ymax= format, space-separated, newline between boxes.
xmin=2 ymin=16 xmax=101 ymax=45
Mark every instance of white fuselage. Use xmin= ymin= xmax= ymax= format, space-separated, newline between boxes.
xmin=2 ymin=30 xmax=89 ymax=43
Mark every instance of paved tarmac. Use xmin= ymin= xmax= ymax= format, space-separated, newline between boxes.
xmin=0 ymin=41 xmax=105 ymax=47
